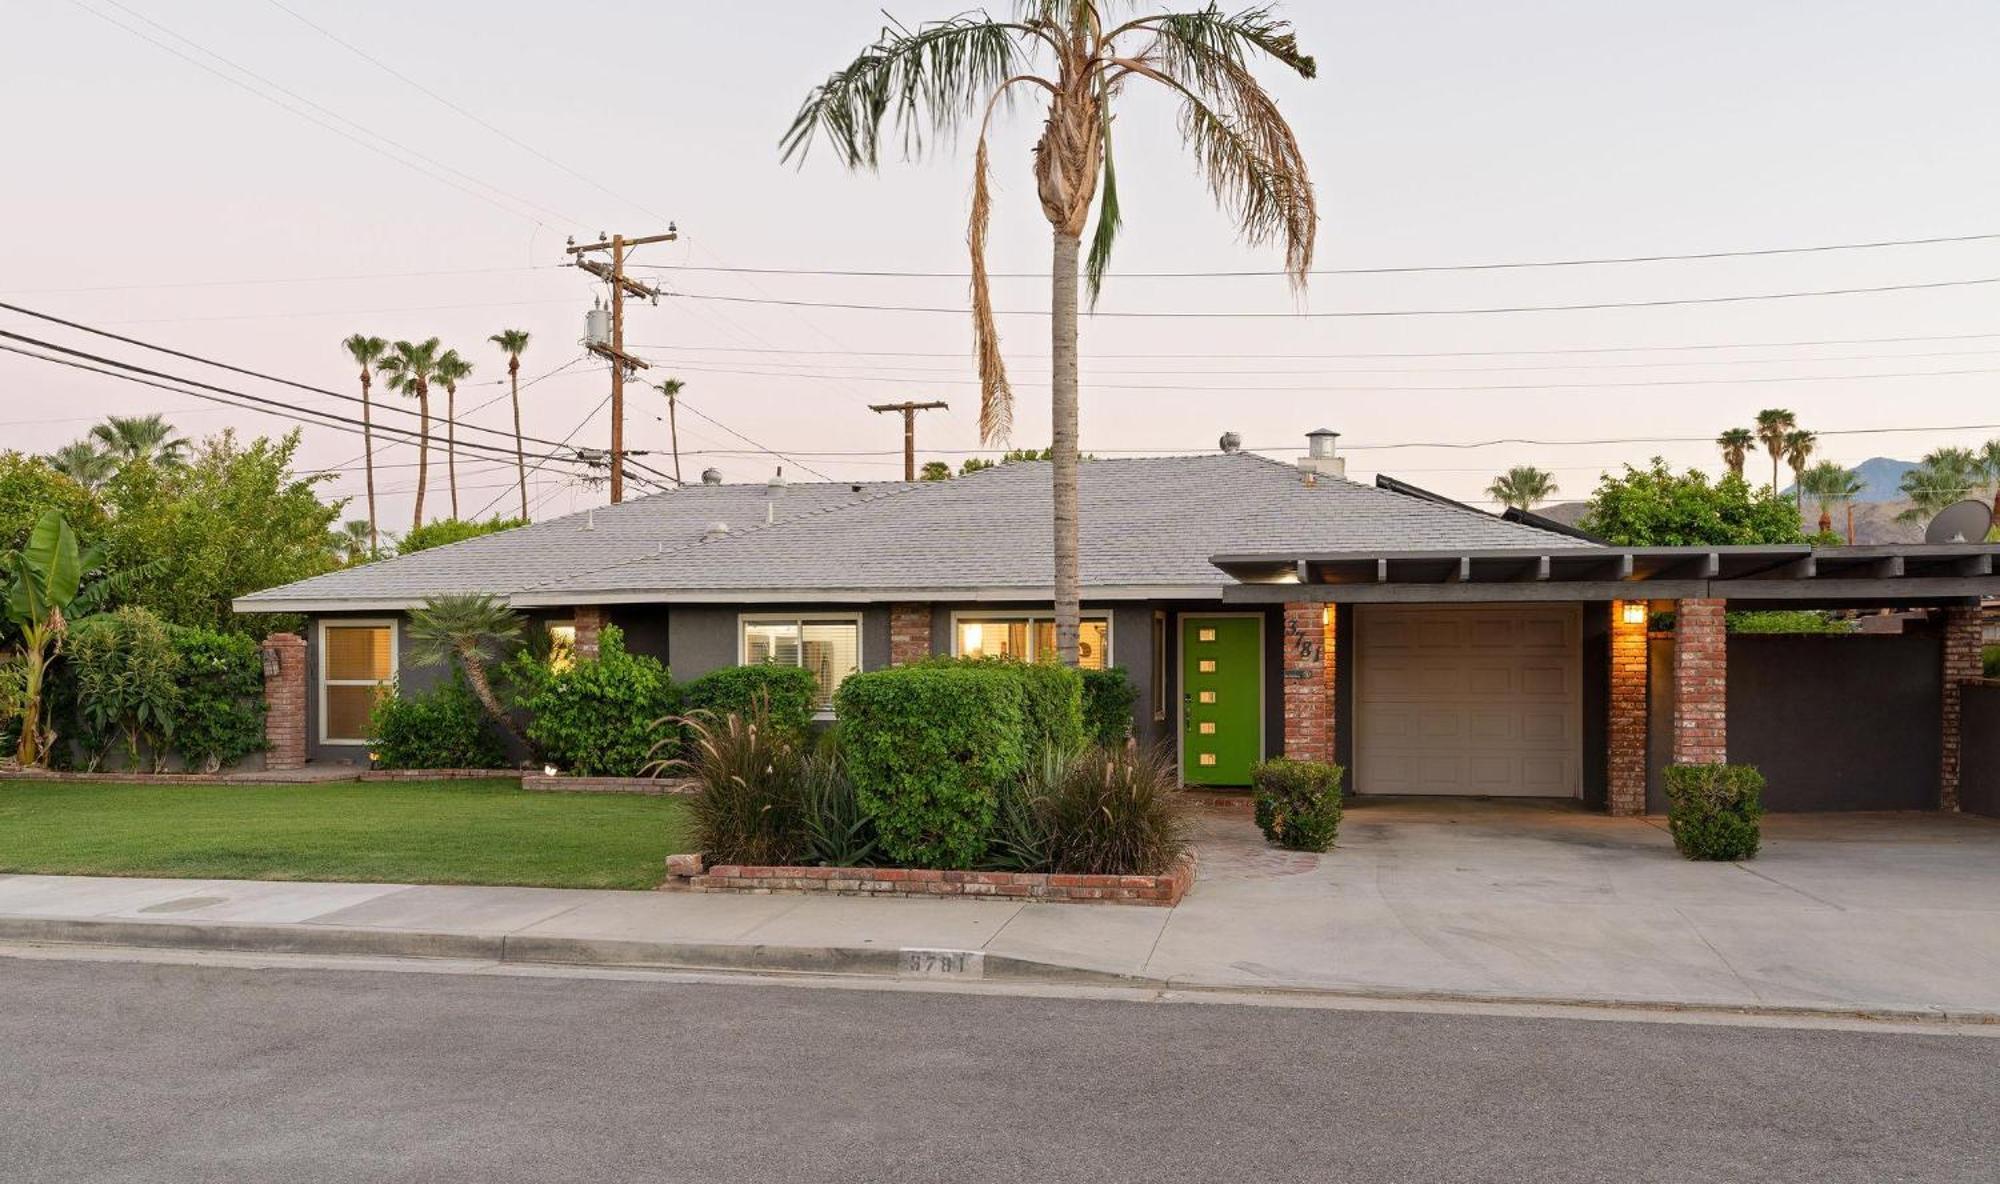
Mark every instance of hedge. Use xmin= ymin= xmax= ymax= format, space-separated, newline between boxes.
xmin=167 ymin=625 xmax=265 ymax=772
xmin=519 ymin=625 xmax=678 ymax=776
xmin=1081 ymin=667 xmax=1138 ymax=747
xmin=371 ymin=676 xmax=508 ymax=770
xmin=681 ymin=664 xmax=819 ymax=736
xmin=835 ymin=662 xmax=1028 ymax=868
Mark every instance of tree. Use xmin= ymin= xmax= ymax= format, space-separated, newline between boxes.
xmin=0 ymin=452 xmax=105 ymax=554
xmin=397 ymin=515 xmax=528 ymax=556
xmin=1799 ymin=461 xmax=1863 ymax=540
xmin=489 ymin=329 xmax=532 ymax=519
xmin=89 ymin=414 xmax=189 ymax=469
xmin=378 ymin=337 xmax=443 ymax=532
xmin=1485 ymin=465 xmax=1558 ymax=510
xmin=341 ymin=334 xmax=390 ymax=557
xmin=330 ymin=519 xmax=374 ymax=566
xmin=1716 ymin=428 xmax=1754 ymax=479
xmin=919 ymin=460 xmax=953 ymax=481
xmin=1897 ymin=446 xmax=1984 ymax=523
xmin=959 ymin=457 xmax=996 ymax=476
xmin=434 ymin=348 xmax=474 ymax=520
xmin=2 ymin=512 xmax=115 ymax=765
xmin=653 ymin=376 xmax=685 ymax=486
xmin=406 ymin=593 xmax=524 ymax=743
xmin=1978 ymin=437 xmax=2000 ymax=522
xmin=1577 ymin=459 xmax=1804 ymax=546
xmin=1782 ymin=429 xmax=1816 ymax=510
xmin=45 ymin=442 xmax=116 ymax=493
xmin=1754 ymin=409 xmax=1796 ymax=495
xmin=786 ymin=3 xmax=1318 ymax=665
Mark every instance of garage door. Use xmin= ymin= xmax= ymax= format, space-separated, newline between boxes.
xmin=1355 ymin=605 xmax=1581 ymax=797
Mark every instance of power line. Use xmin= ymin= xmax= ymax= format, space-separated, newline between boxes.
xmin=630 ymin=230 xmax=2000 ymax=279
xmin=673 ymin=397 xmax=834 ymax=482
xmin=659 ymin=274 xmax=2000 ymax=319
xmin=469 ymin=395 xmax=612 ymax=519
xmin=0 ymin=265 xmax=555 ymax=296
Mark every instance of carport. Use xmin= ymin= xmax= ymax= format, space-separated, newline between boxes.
xmin=1213 ymin=544 xmax=2000 ymax=815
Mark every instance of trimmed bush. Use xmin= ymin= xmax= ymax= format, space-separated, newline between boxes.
xmin=520 ymin=625 xmax=678 ymax=776
xmin=674 ymin=696 xmax=812 ymax=866
xmin=1081 ymin=667 xmax=1138 ymax=748
xmin=1662 ymin=763 xmax=1764 ymax=861
xmin=1035 ymin=744 xmax=1191 ymax=876
xmin=682 ymin=664 xmax=819 ymax=737
xmin=370 ymin=677 xmax=508 ymax=770
xmin=836 ymin=662 xmax=1028 ymax=868
xmin=1252 ymin=759 xmax=1344 ymax=852
xmin=167 ymin=626 xmax=265 ymax=773
xmin=942 ymin=655 xmax=1085 ymax=758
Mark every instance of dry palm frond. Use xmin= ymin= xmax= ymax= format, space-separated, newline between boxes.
xmin=969 ymin=135 xmax=1015 ymax=442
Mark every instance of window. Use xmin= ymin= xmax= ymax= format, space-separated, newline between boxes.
xmin=319 ymin=621 xmax=396 ymax=744
xmin=951 ymin=612 xmax=1111 ymax=671
xmin=545 ymin=621 xmax=578 ymax=672
xmin=740 ymin=614 xmax=862 ymax=713
xmin=1151 ymin=611 xmax=1168 ymax=721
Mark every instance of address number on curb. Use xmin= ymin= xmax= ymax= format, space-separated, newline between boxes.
xmin=898 ymin=948 xmax=985 ymax=979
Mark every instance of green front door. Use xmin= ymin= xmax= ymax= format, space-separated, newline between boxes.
xmin=1181 ymin=615 xmax=1262 ymax=786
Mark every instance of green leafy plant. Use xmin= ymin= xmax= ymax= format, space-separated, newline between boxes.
xmin=836 ymin=662 xmax=1028 ymax=868
xmin=1984 ymin=644 xmax=2000 ymax=680
xmin=1727 ymin=610 xmax=1854 ymax=635
xmin=1662 ymin=763 xmax=1764 ymax=861
xmin=1081 ymin=667 xmax=1138 ymax=748
xmin=798 ymin=747 xmax=879 ymax=867
xmin=1252 ymin=758 xmax=1344 ymax=852
xmin=668 ymin=694 xmax=812 ymax=867
xmin=1035 ymin=744 xmax=1191 ymax=876
xmin=396 ymin=516 xmax=529 ymax=556
xmin=3 ymin=511 xmax=123 ymax=766
xmin=167 ymin=625 xmax=265 ymax=773
xmin=65 ymin=606 xmax=182 ymax=772
xmin=682 ymin=664 xmax=819 ymax=739
xmin=943 ymin=655 xmax=1085 ymax=758
xmin=406 ymin=593 xmax=525 ymax=743
xmin=1578 ymin=459 xmax=1804 ymax=546
xmin=369 ymin=676 xmax=508 ymax=770
xmin=520 ymin=625 xmax=677 ymax=776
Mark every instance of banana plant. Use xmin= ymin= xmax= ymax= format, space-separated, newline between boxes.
xmin=3 ymin=511 xmax=110 ymax=766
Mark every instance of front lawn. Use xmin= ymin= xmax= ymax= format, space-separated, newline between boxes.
xmin=0 ymin=779 xmax=691 ymax=890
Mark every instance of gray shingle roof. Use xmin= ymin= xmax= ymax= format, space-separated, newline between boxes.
xmin=236 ymin=454 xmax=1588 ymax=611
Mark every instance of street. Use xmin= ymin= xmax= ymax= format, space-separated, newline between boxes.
xmin=1 ymin=953 xmax=1992 ymax=1183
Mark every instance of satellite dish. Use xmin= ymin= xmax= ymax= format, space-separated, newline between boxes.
xmin=1924 ymin=499 xmax=1994 ymax=544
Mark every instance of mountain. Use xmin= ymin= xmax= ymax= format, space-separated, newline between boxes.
xmin=1839 ymin=457 xmax=1919 ymax=503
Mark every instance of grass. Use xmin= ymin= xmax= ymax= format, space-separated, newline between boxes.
xmin=0 ymin=778 xmax=692 ymax=890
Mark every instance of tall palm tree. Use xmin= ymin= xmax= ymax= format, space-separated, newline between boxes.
xmin=489 ymin=329 xmax=532 ymax=520
xmin=1485 ymin=465 xmax=1558 ymax=510
xmin=89 ymin=413 xmax=188 ymax=468
xmin=786 ymin=2 xmax=1318 ymax=665
xmin=1897 ymin=446 xmax=1984 ymax=523
xmin=329 ymin=519 xmax=374 ymax=566
xmin=45 ymin=441 xmax=116 ymax=492
xmin=1782 ymin=429 xmax=1816 ymax=510
xmin=1716 ymin=428 xmax=1754 ymax=479
xmin=1754 ymin=409 xmax=1796 ymax=495
xmin=434 ymin=349 xmax=474 ymax=519
xmin=377 ymin=338 xmax=443 ymax=532
xmin=406 ymin=593 xmax=525 ymax=744
xmin=1800 ymin=461 xmax=1863 ymax=540
xmin=654 ymin=377 xmax=686 ymax=484
xmin=341 ymin=334 xmax=389 ymax=556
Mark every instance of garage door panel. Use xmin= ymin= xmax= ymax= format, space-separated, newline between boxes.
xmin=1356 ymin=605 xmax=1581 ymax=798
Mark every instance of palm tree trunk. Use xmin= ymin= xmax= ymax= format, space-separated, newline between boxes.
xmin=457 ymin=646 xmax=522 ymax=745
xmin=509 ymin=358 xmax=528 ymax=520
xmin=413 ymin=385 xmax=430 ymax=532
xmin=1846 ymin=503 xmax=1855 ymax=545
xmin=667 ymin=393 xmax=682 ymax=484
xmin=1819 ymin=508 xmax=1832 ymax=534
xmin=1050 ymin=227 xmax=1082 ymax=667
xmin=360 ymin=369 xmax=379 ymax=556
xmin=447 ymin=385 xmax=459 ymax=519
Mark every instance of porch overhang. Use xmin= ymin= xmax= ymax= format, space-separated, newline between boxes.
xmin=1212 ymin=544 xmax=2000 ymax=605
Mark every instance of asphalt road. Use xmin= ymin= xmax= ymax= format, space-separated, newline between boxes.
xmin=2 ymin=955 xmax=1994 ymax=1184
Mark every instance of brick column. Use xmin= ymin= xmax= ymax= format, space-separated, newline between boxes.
xmin=261 ymin=632 xmax=307 ymax=771
xmin=1940 ymin=604 xmax=1982 ymax=811
xmin=1672 ymin=598 xmax=1727 ymax=765
xmin=1608 ymin=600 xmax=1649 ymax=815
xmin=1282 ymin=602 xmax=1332 ymax=763
xmin=889 ymin=603 xmax=931 ymax=666
xmin=573 ymin=605 xmax=606 ymax=660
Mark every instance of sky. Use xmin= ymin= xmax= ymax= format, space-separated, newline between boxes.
xmin=6 ymin=0 xmax=2000 ymax=532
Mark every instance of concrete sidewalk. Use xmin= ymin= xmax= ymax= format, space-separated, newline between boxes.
xmin=2 ymin=799 xmax=1996 ymax=1020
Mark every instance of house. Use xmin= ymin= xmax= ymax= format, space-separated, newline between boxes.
xmin=236 ymin=431 xmax=2000 ymax=815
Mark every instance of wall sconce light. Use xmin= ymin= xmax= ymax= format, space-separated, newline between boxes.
xmin=1321 ymin=605 xmax=1332 ymax=627
xmin=1621 ymin=602 xmax=1648 ymax=626
xmin=261 ymin=649 xmax=281 ymax=679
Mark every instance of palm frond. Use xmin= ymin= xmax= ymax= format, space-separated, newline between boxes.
xmin=969 ymin=134 xmax=1014 ymax=443
xmin=1084 ymin=100 xmax=1122 ymax=306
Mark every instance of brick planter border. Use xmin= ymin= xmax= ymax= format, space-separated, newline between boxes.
xmin=358 ymin=769 xmax=520 ymax=782
xmin=664 ymin=851 xmax=1197 ymax=906
xmin=521 ymin=773 xmax=697 ymax=796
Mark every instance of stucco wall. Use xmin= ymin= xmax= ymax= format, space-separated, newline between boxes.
xmin=1958 ymin=683 xmax=2000 ymax=818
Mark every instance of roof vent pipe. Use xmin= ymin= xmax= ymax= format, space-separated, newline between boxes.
xmin=1219 ymin=431 xmax=1242 ymax=454
xmin=700 ymin=467 xmax=723 ymax=485
xmin=702 ymin=521 xmax=730 ymax=541
xmin=1297 ymin=427 xmax=1345 ymax=481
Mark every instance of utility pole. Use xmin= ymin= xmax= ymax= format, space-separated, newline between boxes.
xmin=567 ymin=226 xmax=676 ymax=503
xmin=869 ymin=400 xmax=949 ymax=482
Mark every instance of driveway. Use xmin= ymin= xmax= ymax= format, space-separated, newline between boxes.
xmin=1145 ymin=796 xmax=2000 ymax=1015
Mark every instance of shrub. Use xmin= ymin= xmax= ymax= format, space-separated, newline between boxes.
xmin=1727 ymin=610 xmax=1854 ymax=635
xmin=673 ymin=697 xmax=812 ymax=866
xmin=167 ymin=626 xmax=265 ymax=773
xmin=1663 ymin=763 xmax=1764 ymax=861
xmin=1081 ymin=667 xmax=1138 ymax=748
xmin=370 ymin=677 xmax=508 ymax=770
xmin=836 ymin=662 xmax=1028 ymax=868
xmin=682 ymin=664 xmax=819 ymax=737
xmin=798 ymin=747 xmax=879 ymax=867
xmin=1035 ymin=745 xmax=1191 ymax=876
xmin=1010 ymin=659 xmax=1085 ymax=758
xmin=396 ymin=515 xmax=528 ymax=556
xmin=520 ymin=626 xmax=678 ymax=776
xmin=66 ymin=607 xmax=182 ymax=772
xmin=1984 ymin=644 xmax=2000 ymax=680
xmin=1252 ymin=759 xmax=1344 ymax=852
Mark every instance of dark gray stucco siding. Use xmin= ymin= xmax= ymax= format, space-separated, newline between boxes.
xmin=1580 ymin=602 xmax=1610 ymax=809
xmin=1960 ymin=684 xmax=2000 ymax=818
xmin=607 ymin=605 xmax=672 ymax=666
xmin=1334 ymin=604 xmax=1355 ymax=785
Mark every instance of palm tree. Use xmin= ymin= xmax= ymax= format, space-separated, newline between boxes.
xmin=89 ymin=414 xmax=188 ymax=468
xmin=654 ymin=377 xmax=686 ymax=484
xmin=489 ymin=329 xmax=532 ymax=519
xmin=1977 ymin=437 xmax=2000 ymax=523
xmin=1754 ymin=409 xmax=1796 ymax=495
xmin=786 ymin=3 xmax=1318 ymax=665
xmin=329 ymin=519 xmax=374 ymax=566
xmin=377 ymin=338 xmax=443 ymax=532
xmin=433 ymin=349 xmax=474 ymax=519
xmin=1485 ymin=465 xmax=1558 ymax=510
xmin=341 ymin=334 xmax=389 ymax=556
xmin=1897 ymin=446 xmax=1984 ymax=523
xmin=1782 ymin=429 xmax=1817 ymax=510
xmin=1800 ymin=461 xmax=1863 ymax=540
xmin=46 ymin=441 xmax=116 ymax=492
xmin=405 ymin=593 xmax=525 ymax=744
xmin=1716 ymin=428 xmax=1754 ymax=479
